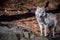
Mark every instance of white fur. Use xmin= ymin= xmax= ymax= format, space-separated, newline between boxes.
xmin=35 ymin=7 xmax=57 ymax=36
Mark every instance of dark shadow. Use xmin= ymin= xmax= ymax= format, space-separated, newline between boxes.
xmin=0 ymin=12 xmax=35 ymax=22
xmin=46 ymin=4 xmax=60 ymax=13
xmin=0 ymin=0 xmax=9 ymax=10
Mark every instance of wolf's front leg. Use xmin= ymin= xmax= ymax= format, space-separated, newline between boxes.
xmin=39 ymin=25 xmax=43 ymax=36
xmin=52 ymin=28 xmax=55 ymax=37
xmin=44 ymin=25 xmax=47 ymax=36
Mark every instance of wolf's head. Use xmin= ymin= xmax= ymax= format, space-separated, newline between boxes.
xmin=35 ymin=7 xmax=45 ymax=16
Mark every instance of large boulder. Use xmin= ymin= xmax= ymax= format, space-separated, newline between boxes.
xmin=0 ymin=26 xmax=18 ymax=40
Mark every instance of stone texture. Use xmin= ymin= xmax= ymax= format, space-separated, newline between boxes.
xmin=0 ymin=26 xmax=18 ymax=40
xmin=0 ymin=22 xmax=60 ymax=40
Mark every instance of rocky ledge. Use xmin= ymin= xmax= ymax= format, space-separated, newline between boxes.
xmin=0 ymin=23 xmax=60 ymax=40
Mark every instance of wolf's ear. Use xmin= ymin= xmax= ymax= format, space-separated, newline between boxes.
xmin=37 ymin=6 xmax=44 ymax=10
xmin=41 ymin=7 xmax=44 ymax=9
xmin=36 ymin=6 xmax=40 ymax=11
xmin=37 ymin=6 xmax=40 ymax=9
xmin=43 ymin=7 xmax=44 ymax=8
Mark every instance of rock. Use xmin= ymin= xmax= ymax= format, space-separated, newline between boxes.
xmin=20 ymin=38 xmax=27 ymax=40
xmin=23 ymin=32 xmax=29 ymax=39
xmin=30 ymin=34 xmax=35 ymax=40
xmin=1 ymin=22 xmax=60 ymax=40
xmin=35 ymin=36 xmax=48 ymax=40
xmin=0 ymin=26 xmax=18 ymax=40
